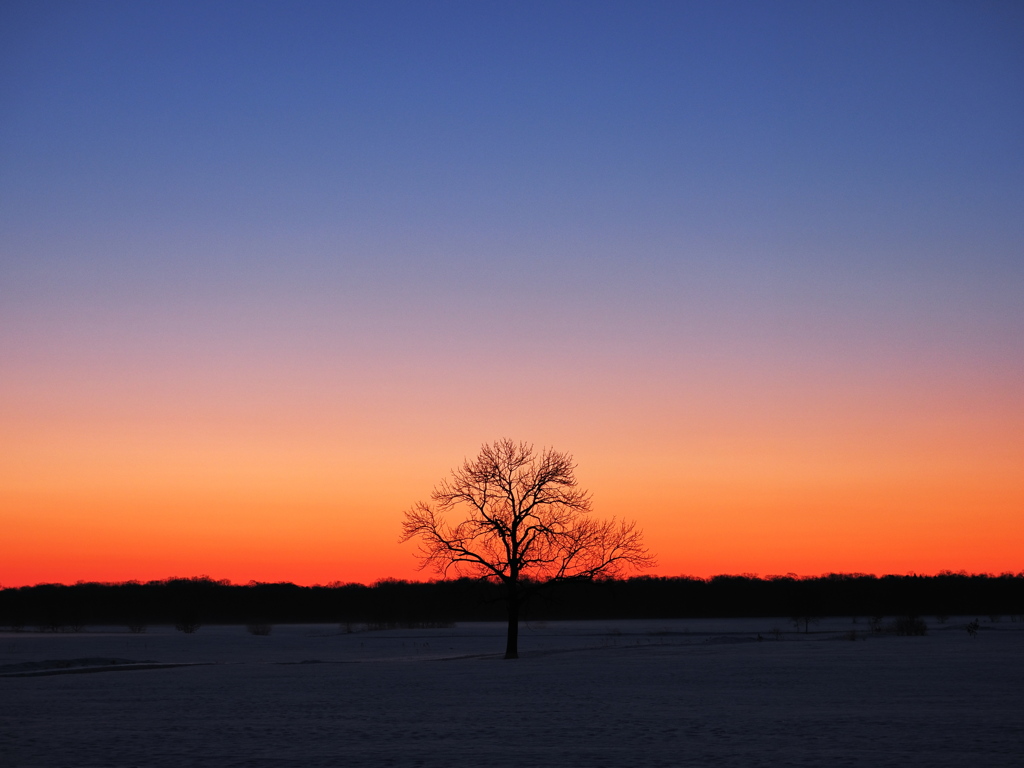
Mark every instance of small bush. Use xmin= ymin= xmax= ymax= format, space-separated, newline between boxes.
xmin=246 ymin=623 xmax=273 ymax=636
xmin=175 ymin=620 xmax=201 ymax=634
xmin=126 ymin=622 xmax=147 ymax=634
xmin=404 ymin=619 xmax=454 ymax=629
xmin=893 ymin=616 xmax=928 ymax=636
xmin=791 ymin=615 xmax=818 ymax=634
xmin=347 ymin=619 xmax=456 ymax=632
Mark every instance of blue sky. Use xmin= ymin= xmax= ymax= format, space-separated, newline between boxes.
xmin=4 ymin=1 xmax=1021 ymax=259
xmin=4 ymin=1 xmax=1021 ymax=389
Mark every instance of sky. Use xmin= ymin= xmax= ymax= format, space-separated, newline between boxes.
xmin=2 ymin=0 xmax=1022 ymax=587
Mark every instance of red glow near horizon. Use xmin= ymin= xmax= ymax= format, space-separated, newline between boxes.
xmin=2 ymin=409 xmax=1021 ymax=587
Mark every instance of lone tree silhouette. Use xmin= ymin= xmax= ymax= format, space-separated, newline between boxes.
xmin=401 ymin=439 xmax=653 ymax=658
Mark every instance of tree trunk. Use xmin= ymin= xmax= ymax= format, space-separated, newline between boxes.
xmin=504 ymin=592 xmax=519 ymax=659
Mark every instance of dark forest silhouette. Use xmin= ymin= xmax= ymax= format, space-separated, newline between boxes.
xmin=2 ymin=572 xmax=1021 ymax=633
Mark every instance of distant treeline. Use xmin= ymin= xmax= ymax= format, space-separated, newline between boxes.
xmin=1 ymin=572 xmax=1022 ymax=631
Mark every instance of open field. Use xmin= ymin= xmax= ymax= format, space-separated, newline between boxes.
xmin=2 ymin=618 xmax=1021 ymax=767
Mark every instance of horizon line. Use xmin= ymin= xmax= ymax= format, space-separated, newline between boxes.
xmin=5 ymin=569 xmax=1023 ymax=590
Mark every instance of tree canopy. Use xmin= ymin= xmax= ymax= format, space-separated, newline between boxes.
xmin=401 ymin=439 xmax=653 ymax=657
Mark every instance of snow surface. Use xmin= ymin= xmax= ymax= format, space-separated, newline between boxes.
xmin=1 ymin=618 xmax=1021 ymax=766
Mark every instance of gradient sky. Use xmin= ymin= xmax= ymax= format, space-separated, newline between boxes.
xmin=2 ymin=0 xmax=1022 ymax=587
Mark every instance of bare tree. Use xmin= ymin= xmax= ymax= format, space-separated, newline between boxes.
xmin=401 ymin=439 xmax=653 ymax=658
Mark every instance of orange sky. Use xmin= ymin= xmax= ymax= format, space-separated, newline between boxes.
xmin=3 ymin=349 xmax=1021 ymax=586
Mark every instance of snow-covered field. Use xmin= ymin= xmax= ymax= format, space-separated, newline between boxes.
xmin=1 ymin=618 xmax=1021 ymax=767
